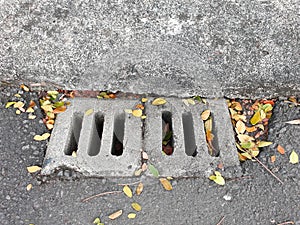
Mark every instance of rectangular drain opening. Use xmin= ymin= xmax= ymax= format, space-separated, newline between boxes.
xmin=88 ymin=113 xmax=105 ymax=156
xmin=64 ymin=113 xmax=83 ymax=155
xmin=111 ymin=112 xmax=125 ymax=156
xmin=162 ymin=111 xmax=174 ymax=155
xmin=182 ymin=112 xmax=197 ymax=157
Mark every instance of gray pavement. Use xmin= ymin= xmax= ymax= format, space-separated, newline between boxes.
xmin=1 ymin=85 xmax=300 ymax=225
xmin=1 ymin=0 xmax=299 ymax=98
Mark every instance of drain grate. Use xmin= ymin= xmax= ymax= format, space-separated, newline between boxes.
xmin=42 ymin=97 xmax=240 ymax=177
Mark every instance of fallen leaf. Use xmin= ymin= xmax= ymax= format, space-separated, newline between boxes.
xmin=245 ymin=126 xmax=257 ymax=133
xmin=232 ymin=101 xmax=243 ymax=111
xmin=123 ymin=185 xmax=133 ymax=198
xmin=134 ymin=169 xmax=142 ymax=176
xmin=14 ymin=101 xmax=25 ymax=108
xmin=285 ymin=119 xmax=300 ymax=125
xmin=29 ymin=100 xmax=36 ymax=108
xmin=289 ymin=150 xmax=299 ymax=164
xmin=201 ymin=110 xmax=211 ymax=121
xmin=187 ymin=99 xmax=195 ymax=105
xmin=141 ymin=163 xmax=147 ymax=171
xmin=124 ymin=109 xmax=133 ymax=114
xmin=26 ymin=107 xmax=35 ymax=113
xmin=27 ymin=166 xmax=41 ymax=173
xmin=72 ymin=151 xmax=77 ymax=157
xmin=142 ymin=152 xmax=148 ymax=160
xmin=108 ymin=210 xmax=123 ymax=220
xmin=141 ymin=98 xmax=148 ymax=103
xmin=270 ymin=155 xmax=276 ymax=163
xmin=204 ymin=118 xmax=212 ymax=132
xmin=148 ymin=164 xmax=159 ymax=177
xmin=53 ymin=105 xmax=67 ymax=114
xmin=93 ymin=217 xmax=101 ymax=224
xmin=131 ymin=202 xmax=142 ymax=211
xmin=136 ymin=182 xmax=143 ymax=195
xmin=132 ymin=109 xmax=142 ymax=117
xmin=16 ymin=109 xmax=21 ymax=115
xmin=250 ymin=110 xmax=261 ymax=125
xmin=141 ymin=115 xmax=147 ymax=119
xmin=34 ymin=133 xmax=50 ymax=141
xmin=209 ymin=171 xmax=225 ymax=185
xmin=85 ymin=108 xmax=94 ymax=116
xmin=277 ymin=145 xmax=285 ymax=155
xmin=5 ymin=101 xmax=16 ymax=108
xmin=14 ymin=93 xmax=21 ymax=98
xmin=237 ymin=134 xmax=254 ymax=143
xmin=152 ymin=98 xmax=167 ymax=106
xmin=26 ymin=184 xmax=33 ymax=191
xmin=257 ymin=141 xmax=273 ymax=148
xmin=28 ymin=114 xmax=36 ymax=120
xmin=20 ymin=84 xmax=30 ymax=92
xmin=128 ymin=213 xmax=137 ymax=219
xmin=256 ymin=124 xmax=265 ymax=130
xmin=135 ymin=104 xmax=144 ymax=110
xmin=236 ymin=120 xmax=246 ymax=134
xmin=159 ymin=178 xmax=173 ymax=191
xmin=41 ymin=105 xmax=53 ymax=112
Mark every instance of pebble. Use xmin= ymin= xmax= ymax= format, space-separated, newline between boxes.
xmin=32 ymin=150 xmax=40 ymax=156
xmin=5 ymin=195 xmax=11 ymax=200
xmin=21 ymin=145 xmax=30 ymax=151
xmin=223 ymin=194 xmax=232 ymax=201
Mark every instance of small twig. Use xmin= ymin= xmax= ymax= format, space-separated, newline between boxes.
xmin=253 ymin=156 xmax=284 ymax=184
xmin=216 ymin=216 xmax=225 ymax=225
xmin=81 ymin=191 xmax=122 ymax=203
xmin=117 ymin=181 xmax=141 ymax=186
xmin=277 ymin=221 xmax=294 ymax=225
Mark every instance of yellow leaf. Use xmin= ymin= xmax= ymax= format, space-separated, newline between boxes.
xmin=141 ymin=98 xmax=148 ymax=103
xmin=260 ymin=110 xmax=266 ymax=120
xmin=232 ymin=101 xmax=243 ymax=111
xmin=14 ymin=101 xmax=25 ymax=108
xmin=26 ymin=183 xmax=33 ymax=191
xmin=14 ymin=93 xmax=21 ymax=98
xmin=108 ymin=210 xmax=122 ymax=220
xmin=93 ymin=217 xmax=101 ymax=224
xmin=124 ymin=109 xmax=133 ymax=114
xmin=85 ymin=108 xmax=94 ymax=116
xmin=201 ymin=110 xmax=211 ymax=121
xmin=236 ymin=120 xmax=246 ymax=134
xmin=27 ymin=166 xmax=41 ymax=173
xmin=131 ymin=202 xmax=142 ymax=211
xmin=257 ymin=141 xmax=272 ymax=148
xmin=26 ymin=107 xmax=34 ymax=113
xmin=204 ymin=118 xmax=212 ymax=132
xmin=136 ymin=182 xmax=144 ymax=195
xmin=132 ymin=109 xmax=142 ymax=118
xmin=289 ymin=150 xmax=299 ymax=164
xmin=152 ymin=98 xmax=167 ymax=106
xmin=28 ymin=114 xmax=36 ymax=120
xmin=187 ymin=99 xmax=195 ymax=105
xmin=141 ymin=115 xmax=147 ymax=119
xmin=123 ymin=185 xmax=133 ymax=198
xmin=72 ymin=151 xmax=77 ymax=157
xmin=277 ymin=145 xmax=285 ymax=155
xmin=33 ymin=133 xmax=50 ymax=141
xmin=134 ymin=169 xmax=142 ymax=176
xmin=128 ymin=213 xmax=137 ymax=219
xmin=256 ymin=124 xmax=265 ymax=130
xmin=16 ymin=109 xmax=21 ymax=115
xmin=20 ymin=84 xmax=30 ymax=92
xmin=5 ymin=101 xmax=16 ymax=108
xmin=41 ymin=105 xmax=53 ymax=112
xmin=250 ymin=110 xmax=261 ymax=125
xmin=209 ymin=171 xmax=225 ymax=185
xmin=159 ymin=178 xmax=173 ymax=191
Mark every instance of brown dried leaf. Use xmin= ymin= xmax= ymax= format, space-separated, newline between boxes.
xmin=245 ymin=126 xmax=257 ymax=133
xmin=277 ymin=145 xmax=285 ymax=155
xmin=237 ymin=134 xmax=254 ymax=143
xmin=136 ymin=182 xmax=144 ymax=195
xmin=53 ymin=105 xmax=66 ymax=114
xmin=232 ymin=101 xmax=243 ymax=111
xmin=270 ymin=155 xmax=276 ymax=163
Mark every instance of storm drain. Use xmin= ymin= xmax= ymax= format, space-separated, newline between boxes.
xmin=42 ymin=98 xmax=240 ymax=177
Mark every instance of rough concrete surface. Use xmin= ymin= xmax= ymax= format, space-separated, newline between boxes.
xmin=1 ymin=85 xmax=300 ymax=225
xmin=1 ymin=1 xmax=299 ymax=98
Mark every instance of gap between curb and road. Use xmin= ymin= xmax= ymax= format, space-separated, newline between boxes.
xmin=42 ymin=97 xmax=241 ymax=178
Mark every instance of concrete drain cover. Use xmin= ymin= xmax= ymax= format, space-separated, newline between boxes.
xmin=42 ymin=97 xmax=240 ymax=177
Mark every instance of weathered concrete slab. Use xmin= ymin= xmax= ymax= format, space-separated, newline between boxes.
xmin=1 ymin=1 xmax=299 ymax=98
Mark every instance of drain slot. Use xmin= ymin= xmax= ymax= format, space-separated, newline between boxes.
xmin=182 ymin=112 xmax=197 ymax=156
xmin=162 ymin=111 xmax=174 ymax=155
xmin=88 ymin=113 xmax=104 ymax=156
xmin=203 ymin=112 xmax=220 ymax=157
xmin=111 ymin=112 xmax=125 ymax=156
xmin=64 ymin=113 xmax=83 ymax=155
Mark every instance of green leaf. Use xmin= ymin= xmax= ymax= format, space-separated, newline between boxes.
xmin=163 ymin=131 xmax=172 ymax=142
xmin=262 ymin=103 xmax=273 ymax=112
xmin=148 ymin=164 xmax=159 ymax=177
xmin=240 ymin=141 xmax=255 ymax=149
xmin=257 ymin=141 xmax=273 ymax=148
xmin=289 ymin=150 xmax=299 ymax=164
xmin=53 ymin=101 xmax=65 ymax=108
